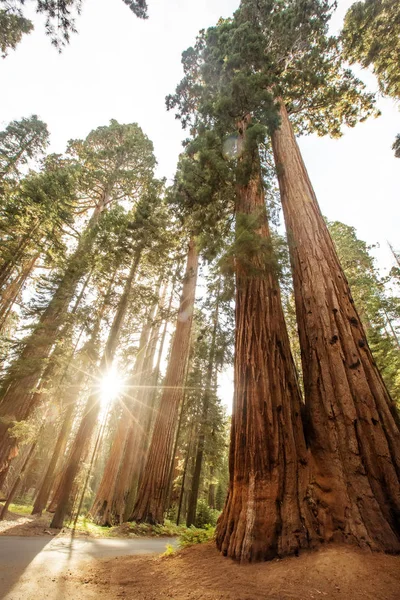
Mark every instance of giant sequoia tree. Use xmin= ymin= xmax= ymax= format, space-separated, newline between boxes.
xmin=168 ymin=0 xmax=400 ymax=559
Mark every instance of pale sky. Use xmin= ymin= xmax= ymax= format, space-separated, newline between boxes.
xmin=1 ymin=0 xmax=399 ymax=410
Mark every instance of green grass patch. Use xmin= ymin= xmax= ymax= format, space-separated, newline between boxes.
xmin=8 ymin=503 xmax=33 ymax=515
xmin=67 ymin=516 xmax=114 ymax=537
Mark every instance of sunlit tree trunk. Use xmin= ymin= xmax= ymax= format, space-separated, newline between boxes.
xmin=0 ymin=199 xmax=107 ymax=486
xmin=216 ymin=118 xmax=314 ymax=562
xmin=131 ymin=240 xmax=198 ymax=524
xmin=271 ymin=101 xmax=400 ymax=552
xmin=0 ymin=252 xmax=39 ymax=330
xmin=90 ymin=290 xmax=159 ymax=525
xmin=50 ymin=250 xmax=142 ymax=528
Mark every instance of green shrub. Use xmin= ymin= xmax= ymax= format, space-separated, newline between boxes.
xmin=194 ymin=499 xmax=220 ymax=528
xmin=179 ymin=524 xmax=215 ymax=548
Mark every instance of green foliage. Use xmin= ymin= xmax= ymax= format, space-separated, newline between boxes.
xmin=0 ymin=0 xmax=148 ymax=52
xmin=179 ymin=524 xmax=215 ymax=548
xmin=194 ymin=499 xmax=220 ymax=528
xmin=0 ymin=115 xmax=49 ymax=183
xmin=342 ymin=0 xmax=400 ymax=100
xmin=329 ymin=220 xmax=400 ymax=401
xmin=0 ymin=8 xmax=33 ymax=57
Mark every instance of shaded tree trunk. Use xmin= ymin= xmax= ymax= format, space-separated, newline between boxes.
xmin=271 ymin=101 xmax=400 ymax=552
xmin=130 ymin=240 xmax=198 ymax=524
xmin=186 ymin=283 xmax=220 ymax=527
xmin=0 ymin=199 xmax=107 ymax=486
xmin=0 ymin=427 xmax=42 ymax=520
xmin=50 ymin=250 xmax=141 ymax=528
xmin=216 ymin=119 xmax=314 ymax=562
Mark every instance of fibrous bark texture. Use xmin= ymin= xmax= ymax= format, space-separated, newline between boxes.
xmin=271 ymin=101 xmax=400 ymax=552
xmin=216 ymin=122 xmax=314 ymax=562
xmin=131 ymin=239 xmax=198 ymax=524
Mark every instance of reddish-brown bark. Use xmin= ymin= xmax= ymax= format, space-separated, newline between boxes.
xmin=50 ymin=251 xmax=141 ymax=528
xmin=130 ymin=239 xmax=198 ymax=524
xmin=90 ymin=297 xmax=158 ymax=525
xmin=0 ymin=201 xmax=106 ymax=486
xmin=216 ymin=119 xmax=314 ymax=562
xmin=271 ymin=101 xmax=400 ymax=552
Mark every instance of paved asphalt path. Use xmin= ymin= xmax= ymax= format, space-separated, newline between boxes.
xmin=0 ymin=535 xmax=177 ymax=599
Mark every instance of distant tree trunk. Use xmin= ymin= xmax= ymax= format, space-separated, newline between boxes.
xmin=109 ymin=282 xmax=168 ymax=523
xmin=177 ymin=422 xmax=196 ymax=526
xmin=186 ymin=284 xmax=220 ymax=527
xmin=0 ymin=252 xmax=39 ymax=330
xmin=131 ymin=240 xmax=198 ymax=524
xmin=216 ymin=117 xmax=314 ymax=562
xmin=90 ymin=290 xmax=159 ymax=526
xmin=208 ymin=466 xmax=216 ymax=509
xmin=121 ymin=287 xmax=172 ymax=522
xmin=0 ymin=198 xmax=107 ymax=486
xmin=50 ymin=250 xmax=141 ymax=528
xmin=0 ymin=426 xmax=42 ymax=520
xmin=271 ymin=100 xmax=400 ymax=552
xmin=31 ymin=367 xmax=87 ymax=515
xmin=0 ymin=223 xmax=41 ymax=289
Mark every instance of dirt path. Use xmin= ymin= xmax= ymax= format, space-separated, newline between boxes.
xmin=1 ymin=533 xmax=399 ymax=599
xmin=72 ymin=542 xmax=400 ymax=600
xmin=0 ymin=535 xmax=176 ymax=600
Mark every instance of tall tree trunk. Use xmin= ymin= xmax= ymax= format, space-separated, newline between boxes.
xmin=90 ymin=292 xmax=158 ymax=526
xmin=0 ymin=425 xmax=43 ymax=520
xmin=31 ymin=368 xmax=86 ymax=515
xmin=50 ymin=250 xmax=141 ymax=528
xmin=216 ymin=118 xmax=314 ymax=562
xmin=130 ymin=240 xmax=198 ymax=524
xmin=208 ymin=466 xmax=216 ymax=509
xmin=0 ymin=199 xmax=107 ymax=486
xmin=0 ymin=252 xmax=39 ymax=330
xmin=109 ymin=284 xmax=166 ymax=523
xmin=186 ymin=283 xmax=220 ymax=527
xmin=271 ymin=101 xmax=400 ymax=552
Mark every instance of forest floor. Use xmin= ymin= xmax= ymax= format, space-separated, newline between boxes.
xmin=0 ymin=505 xmax=181 ymax=538
xmin=69 ymin=542 xmax=400 ymax=600
xmin=1 ymin=508 xmax=399 ymax=599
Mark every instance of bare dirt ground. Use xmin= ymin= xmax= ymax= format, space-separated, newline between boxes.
xmin=66 ymin=542 xmax=400 ymax=600
xmin=1 ymin=510 xmax=399 ymax=600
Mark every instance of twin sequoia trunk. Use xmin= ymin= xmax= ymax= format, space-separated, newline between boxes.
xmin=216 ymin=122 xmax=314 ymax=562
xmin=271 ymin=102 xmax=400 ymax=552
xmin=131 ymin=240 xmax=198 ymax=524
xmin=0 ymin=205 xmax=104 ymax=487
xmin=50 ymin=252 xmax=141 ymax=528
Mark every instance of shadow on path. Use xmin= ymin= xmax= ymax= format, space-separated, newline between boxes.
xmin=0 ymin=536 xmax=52 ymax=599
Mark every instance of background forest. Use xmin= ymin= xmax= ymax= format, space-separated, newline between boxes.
xmin=0 ymin=0 xmax=399 ymax=567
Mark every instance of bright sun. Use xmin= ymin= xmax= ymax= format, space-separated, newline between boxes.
xmin=100 ymin=367 xmax=124 ymax=407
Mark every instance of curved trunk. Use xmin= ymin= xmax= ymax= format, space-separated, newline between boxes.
xmin=131 ymin=240 xmax=198 ymax=524
xmin=50 ymin=251 xmax=141 ymax=528
xmin=216 ymin=119 xmax=314 ymax=562
xmin=271 ymin=101 xmax=400 ymax=552
xmin=0 ymin=202 xmax=106 ymax=485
